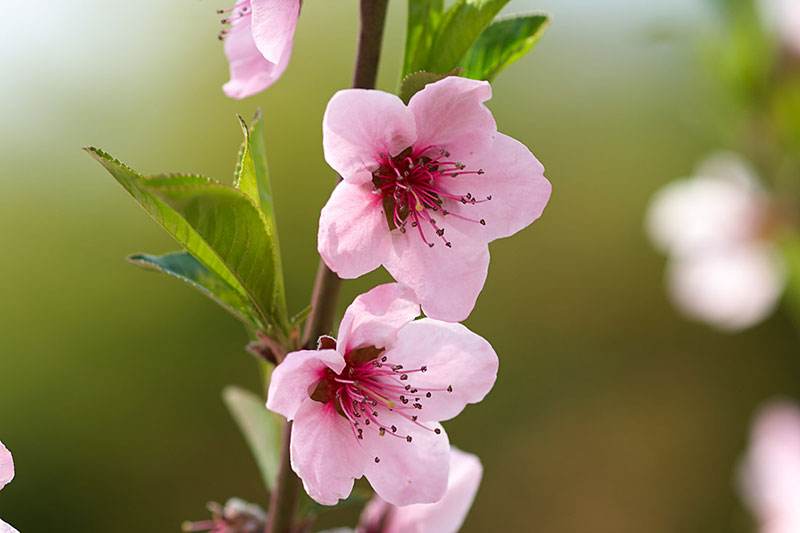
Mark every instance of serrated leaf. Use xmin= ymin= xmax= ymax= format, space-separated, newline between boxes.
xmin=403 ymin=0 xmax=445 ymax=77
xmin=85 ymin=148 xmax=251 ymax=309
xmin=399 ymin=70 xmax=458 ymax=103
xmin=426 ymin=0 xmax=510 ymax=74
xmin=142 ymin=175 xmax=280 ymax=331
xmin=234 ymin=111 xmax=289 ymax=332
xmin=86 ymin=148 xmax=287 ymax=332
xmin=223 ymin=386 xmax=283 ymax=493
xmin=128 ymin=251 xmax=259 ymax=325
xmin=459 ymin=14 xmax=549 ymax=81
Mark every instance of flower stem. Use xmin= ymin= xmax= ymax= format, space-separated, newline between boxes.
xmin=265 ymin=2 xmax=389 ymax=532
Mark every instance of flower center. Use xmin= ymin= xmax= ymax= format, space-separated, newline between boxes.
xmin=217 ymin=1 xmax=252 ymax=40
xmin=372 ymin=145 xmax=491 ymax=248
xmin=310 ymin=346 xmax=451 ymax=462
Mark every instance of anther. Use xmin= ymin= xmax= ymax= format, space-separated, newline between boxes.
xmin=374 ymin=457 xmax=380 ymax=463
xmin=406 ymin=436 xmax=413 ymax=443
xmin=447 ymin=385 xmax=453 ymax=393
xmin=434 ymin=428 xmax=442 ymax=434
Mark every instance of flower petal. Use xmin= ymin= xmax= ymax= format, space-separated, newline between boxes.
xmin=386 ymin=319 xmax=498 ymax=422
xmin=385 ymin=237 xmax=489 ymax=322
xmin=250 ymin=0 xmax=300 ymax=65
xmin=337 ymin=283 xmax=420 ymax=353
xmin=290 ymin=400 xmax=367 ymax=505
xmin=361 ymin=413 xmax=449 ymax=506
xmin=267 ymin=349 xmax=345 ymax=420
xmin=646 ymin=160 xmax=762 ymax=257
xmin=437 ymin=132 xmax=551 ymax=243
xmin=318 ymin=181 xmax=392 ymax=279
xmin=384 ymin=448 xmax=483 ymax=533
xmin=0 ymin=519 xmax=18 ymax=533
xmin=222 ymin=3 xmax=288 ymax=99
xmin=323 ymin=89 xmax=417 ymax=184
xmin=667 ymin=244 xmax=785 ymax=331
xmin=0 ymin=441 xmax=12 ymax=491
xmin=739 ymin=401 xmax=800 ymax=530
xmin=408 ymin=76 xmax=496 ymax=160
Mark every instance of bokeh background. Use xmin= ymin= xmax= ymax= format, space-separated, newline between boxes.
xmin=2 ymin=0 xmax=799 ymax=531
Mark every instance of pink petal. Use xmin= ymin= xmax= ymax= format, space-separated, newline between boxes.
xmin=318 ymin=181 xmax=392 ymax=279
xmin=323 ymin=90 xmax=417 ymax=185
xmin=386 ymin=319 xmax=498 ymax=422
xmin=222 ymin=2 xmax=289 ymax=99
xmin=646 ymin=153 xmax=763 ymax=257
xmin=337 ymin=283 xmax=420 ymax=353
xmin=408 ymin=76 xmax=496 ymax=160
xmin=667 ymin=244 xmax=785 ymax=331
xmin=740 ymin=401 xmax=800 ymax=530
xmin=0 ymin=519 xmax=18 ymax=533
xmin=360 ymin=413 xmax=450 ymax=506
xmin=437 ymin=132 xmax=551 ymax=243
xmin=383 ymin=448 xmax=483 ymax=533
xmin=267 ymin=349 xmax=345 ymax=420
xmin=385 ymin=236 xmax=490 ymax=322
xmin=0 ymin=441 xmax=12 ymax=490
xmin=249 ymin=0 xmax=299 ymax=65
xmin=759 ymin=0 xmax=800 ymax=55
xmin=290 ymin=400 xmax=368 ymax=505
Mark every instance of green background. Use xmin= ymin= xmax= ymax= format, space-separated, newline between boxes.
xmin=1 ymin=1 xmax=798 ymax=531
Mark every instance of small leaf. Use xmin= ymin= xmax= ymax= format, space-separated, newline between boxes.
xmin=459 ymin=14 xmax=549 ymax=81
xmin=128 ymin=251 xmax=259 ymax=326
xmin=426 ymin=0 xmax=511 ymax=74
xmin=399 ymin=70 xmax=460 ymax=104
xmin=85 ymin=148 xmax=250 ymax=307
xmin=403 ymin=0 xmax=445 ymax=77
xmin=234 ymin=111 xmax=289 ymax=332
xmin=143 ymin=175 xmax=281 ymax=331
xmin=223 ymin=386 xmax=283 ymax=493
xmin=290 ymin=304 xmax=312 ymax=327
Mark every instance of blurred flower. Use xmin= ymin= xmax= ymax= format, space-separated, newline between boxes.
xmin=182 ymin=498 xmax=267 ymax=533
xmin=319 ymin=76 xmax=552 ymax=321
xmin=218 ymin=0 xmax=300 ymax=99
xmin=0 ymin=441 xmax=18 ymax=533
xmin=758 ymin=0 xmax=800 ymax=56
xmin=266 ymin=283 xmax=498 ymax=506
xmin=646 ymin=153 xmax=786 ymax=330
xmin=357 ymin=448 xmax=482 ymax=533
xmin=739 ymin=401 xmax=800 ymax=533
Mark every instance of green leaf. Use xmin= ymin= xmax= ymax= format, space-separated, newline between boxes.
xmin=128 ymin=251 xmax=259 ymax=325
xmin=143 ymin=175 xmax=281 ymax=331
xmin=426 ymin=0 xmax=510 ymax=74
xmin=234 ymin=112 xmax=289 ymax=332
xmin=459 ymin=14 xmax=549 ymax=81
xmin=85 ymin=148 xmax=250 ymax=308
xmin=403 ymin=0 xmax=445 ymax=77
xmin=399 ymin=70 xmax=459 ymax=103
xmin=86 ymin=148 xmax=285 ymax=332
xmin=223 ymin=386 xmax=283 ymax=493
xmin=290 ymin=304 xmax=312 ymax=327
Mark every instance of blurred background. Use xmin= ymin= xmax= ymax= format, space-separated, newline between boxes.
xmin=1 ymin=0 xmax=799 ymax=531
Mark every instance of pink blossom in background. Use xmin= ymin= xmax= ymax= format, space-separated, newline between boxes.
xmin=358 ymin=448 xmax=483 ymax=533
xmin=219 ymin=0 xmax=300 ymax=99
xmin=182 ymin=498 xmax=267 ymax=533
xmin=645 ymin=153 xmax=785 ymax=330
xmin=0 ymin=441 xmax=17 ymax=533
xmin=266 ymin=283 xmax=498 ymax=506
xmin=319 ymin=76 xmax=552 ymax=321
xmin=739 ymin=401 xmax=800 ymax=533
xmin=759 ymin=0 xmax=800 ymax=55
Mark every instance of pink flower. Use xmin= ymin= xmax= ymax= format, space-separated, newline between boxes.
xmin=318 ymin=76 xmax=552 ymax=321
xmin=357 ymin=448 xmax=483 ymax=533
xmin=645 ymin=153 xmax=786 ymax=330
xmin=182 ymin=498 xmax=267 ymax=533
xmin=0 ymin=441 xmax=17 ymax=533
xmin=266 ymin=283 xmax=498 ymax=506
xmin=739 ymin=401 xmax=800 ymax=533
xmin=219 ymin=0 xmax=300 ymax=99
xmin=759 ymin=0 xmax=800 ymax=56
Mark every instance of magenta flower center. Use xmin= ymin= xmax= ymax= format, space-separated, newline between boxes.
xmin=311 ymin=347 xmax=451 ymax=461
xmin=217 ymin=1 xmax=251 ymax=40
xmin=372 ymin=146 xmax=491 ymax=248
